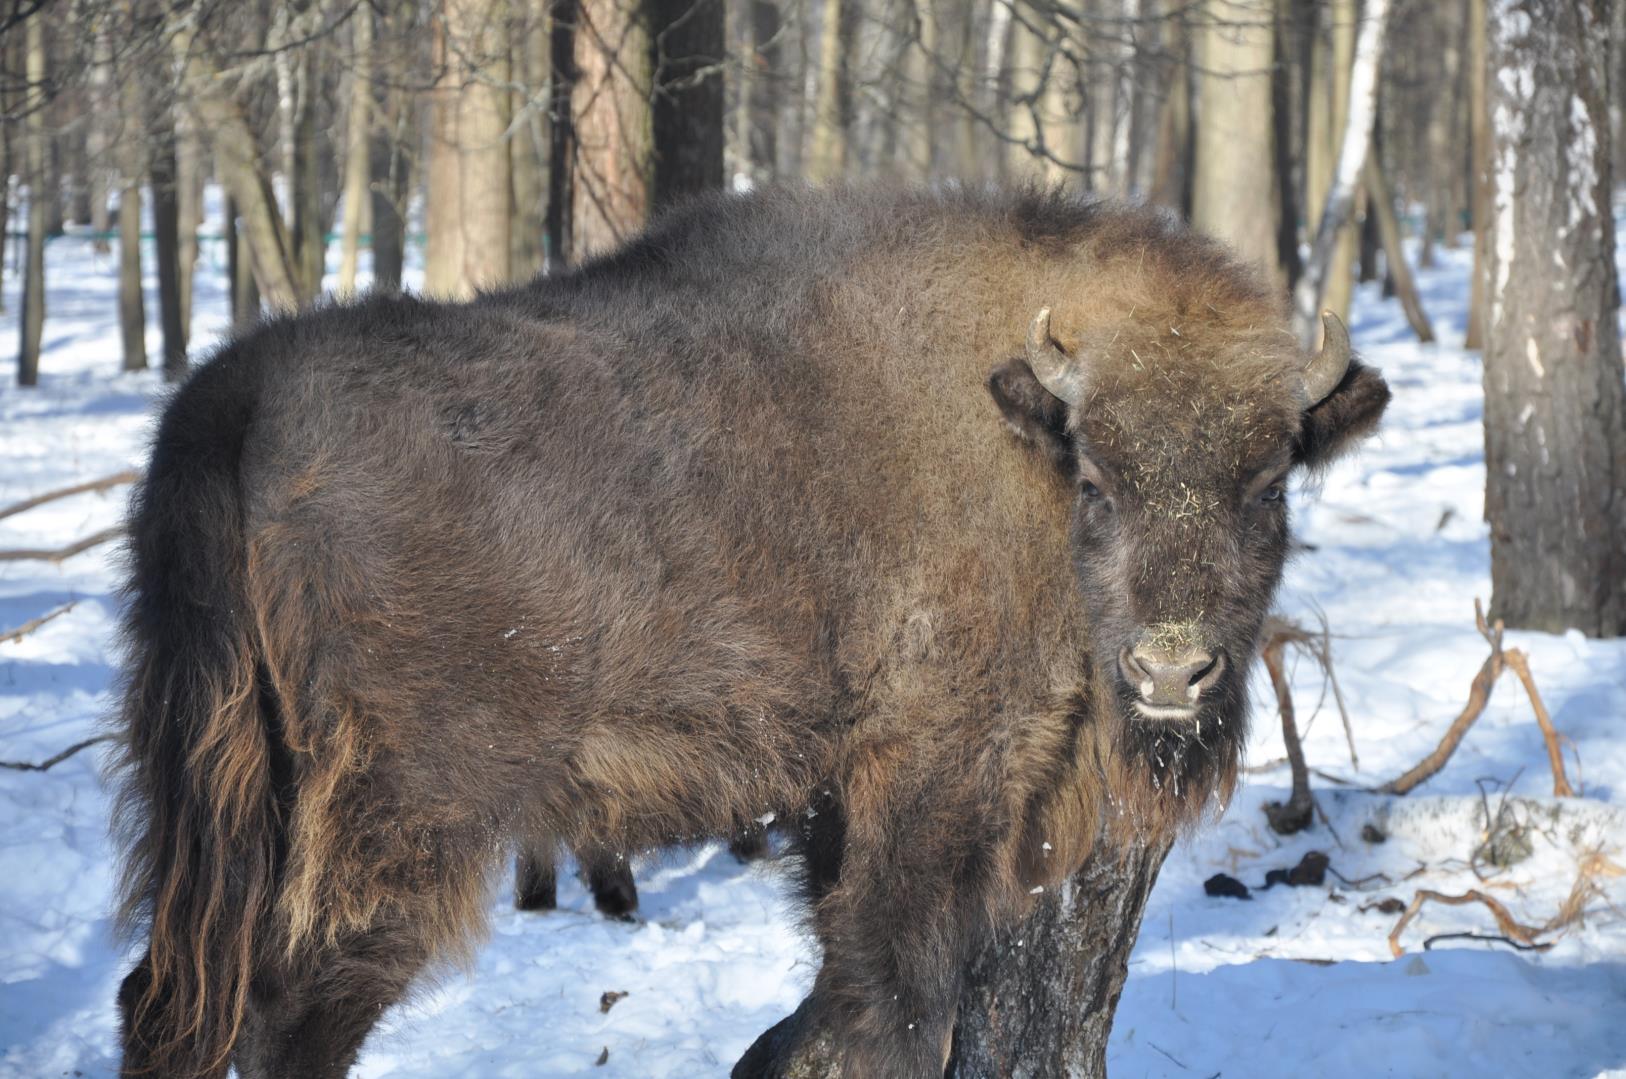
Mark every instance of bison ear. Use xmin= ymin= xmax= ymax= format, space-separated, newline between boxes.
xmin=988 ymin=358 xmax=1073 ymax=473
xmin=1295 ymin=360 xmax=1391 ymax=470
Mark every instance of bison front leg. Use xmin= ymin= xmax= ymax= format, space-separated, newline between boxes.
xmin=738 ymin=740 xmax=1002 ymax=1078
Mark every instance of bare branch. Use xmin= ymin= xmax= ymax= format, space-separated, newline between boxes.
xmin=0 ymin=470 xmax=140 ymax=524
xmin=0 ymin=601 xmax=78 ymax=646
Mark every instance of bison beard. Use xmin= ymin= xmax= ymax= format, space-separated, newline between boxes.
xmin=110 ymin=184 xmax=1388 ymax=1078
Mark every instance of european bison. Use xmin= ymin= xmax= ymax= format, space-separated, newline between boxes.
xmin=112 ymin=184 xmax=1388 ymax=1078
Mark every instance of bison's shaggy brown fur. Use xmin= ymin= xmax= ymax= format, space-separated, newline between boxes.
xmin=111 ymin=184 xmax=1388 ymax=1077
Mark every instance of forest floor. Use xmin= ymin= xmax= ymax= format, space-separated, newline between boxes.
xmin=1 ymin=202 xmax=1624 ymax=1079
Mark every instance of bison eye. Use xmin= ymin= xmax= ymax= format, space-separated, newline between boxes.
xmin=1081 ymin=480 xmax=1104 ymax=500
xmin=1260 ymin=483 xmax=1286 ymax=505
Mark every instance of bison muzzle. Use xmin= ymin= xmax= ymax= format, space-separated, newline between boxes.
xmin=110 ymin=184 xmax=1389 ymax=1078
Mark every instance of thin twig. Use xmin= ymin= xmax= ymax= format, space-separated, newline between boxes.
xmin=0 ymin=601 xmax=77 ymax=645
xmin=1501 ymin=648 xmax=1576 ymax=797
xmin=1388 ymin=888 xmax=1547 ymax=957
xmin=0 ymin=734 xmax=112 ymax=772
xmin=0 ymin=470 xmax=139 ymax=523
xmin=0 ymin=526 xmax=125 ymax=564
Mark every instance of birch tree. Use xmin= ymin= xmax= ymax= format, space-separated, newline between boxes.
xmin=1482 ymin=0 xmax=1626 ymax=636
xmin=17 ymin=6 xmax=47 ymax=388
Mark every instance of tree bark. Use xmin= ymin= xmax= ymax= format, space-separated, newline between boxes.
xmin=171 ymin=21 xmax=301 ymax=311
xmin=225 ymin=195 xmax=261 ymax=327
xmin=1192 ymin=0 xmax=1281 ymax=288
xmin=510 ymin=0 xmax=549 ymax=281
xmin=734 ymin=837 xmax=1175 ymax=1077
xmin=148 ymin=97 xmax=187 ymax=382
xmin=807 ymin=0 xmax=854 ymax=182
xmin=117 ymin=19 xmax=147 ymax=372
xmin=290 ymin=41 xmax=325 ymax=304
xmin=17 ymin=7 xmax=46 ymax=388
xmin=948 ymin=838 xmax=1172 ymax=1076
xmin=1148 ymin=8 xmax=1192 ymax=215
xmin=1272 ymin=0 xmax=1303 ymax=290
xmin=88 ymin=27 xmax=113 ymax=255
xmin=569 ymin=0 xmax=653 ymax=258
xmin=369 ymin=3 xmax=415 ymax=291
xmin=1464 ymin=0 xmax=1491 ymax=349
xmin=337 ymin=4 xmax=373 ymax=298
xmin=1482 ymin=0 xmax=1626 ymax=637
xmin=427 ymin=0 xmax=515 ymax=297
xmin=176 ymin=114 xmax=201 ymax=342
xmin=651 ymin=0 xmax=726 ymax=206
xmin=1291 ymin=0 xmax=1389 ymax=346
xmin=547 ymin=0 xmax=577 ymax=268
xmin=1364 ymin=150 xmax=1434 ymax=342
xmin=748 ymin=0 xmax=784 ymax=180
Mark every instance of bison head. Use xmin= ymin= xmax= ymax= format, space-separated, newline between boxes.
xmin=988 ymin=306 xmax=1390 ymax=810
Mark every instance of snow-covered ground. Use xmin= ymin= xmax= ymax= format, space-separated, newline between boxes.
xmin=1 ymin=202 xmax=1624 ymax=1078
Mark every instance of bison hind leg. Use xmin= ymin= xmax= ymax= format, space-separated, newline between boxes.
xmin=514 ymin=845 xmax=559 ymax=912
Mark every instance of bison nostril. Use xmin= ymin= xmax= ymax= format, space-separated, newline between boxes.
xmin=1126 ymin=644 xmax=1223 ymax=708
xmin=1188 ymin=653 xmax=1219 ymax=688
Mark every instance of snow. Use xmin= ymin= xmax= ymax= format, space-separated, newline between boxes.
xmin=2 ymin=208 xmax=1625 ymax=1078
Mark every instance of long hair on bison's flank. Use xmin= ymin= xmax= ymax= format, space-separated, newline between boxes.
xmin=110 ymin=352 xmax=277 ymax=1078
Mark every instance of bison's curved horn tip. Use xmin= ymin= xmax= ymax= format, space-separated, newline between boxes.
xmin=1303 ymin=310 xmax=1351 ymax=406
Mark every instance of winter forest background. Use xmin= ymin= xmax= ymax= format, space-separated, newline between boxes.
xmin=3 ymin=0 xmax=1626 ymax=1076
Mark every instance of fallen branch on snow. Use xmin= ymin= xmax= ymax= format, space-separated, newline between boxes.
xmin=1388 ymin=851 xmax=1624 ymax=956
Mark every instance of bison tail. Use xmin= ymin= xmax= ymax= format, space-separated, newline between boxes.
xmin=112 ymin=356 xmax=278 ymax=1078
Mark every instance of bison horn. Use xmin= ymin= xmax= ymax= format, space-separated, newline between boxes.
xmin=1303 ymin=310 xmax=1351 ymax=406
xmin=1025 ymin=308 xmax=1087 ymax=405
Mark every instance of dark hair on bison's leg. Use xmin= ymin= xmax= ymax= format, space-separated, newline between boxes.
xmin=790 ymin=743 xmax=1005 ymax=1077
xmin=579 ymin=848 xmax=638 ymax=920
xmin=514 ymin=846 xmax=559 ymax=912
xmin=515 ymin=842 xmax=639 ymax=918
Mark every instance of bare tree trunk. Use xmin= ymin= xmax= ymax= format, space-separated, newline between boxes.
xmin=89 ymin=27 xmax=113 ymax=255
xmin=172 ymin=22 xmax=300 ymax=311
xmin=1464 ymin=0 xmax=1490 ymax=349
xmin=1148 ymin=8 xmax=1192 ymax=215
xmin=117 ymin=22 xmax=148 ymax=372
xmin=807 ymin=0 xmax=853 ymax=181
xmin=225 ymin=195 xmax=261 ymax=326
xmin=1192 ymin=0 xmax=1281 ymax=288
xmin=1291 ymin=0 xmax=1389 ymax=345
xmin=337 ymin=4 xmax=373 ymax=298
xmin=651 ymin=0 xmax=726 ymax=206
xmin=291 ymin=42 xmax=325 ymax=303
xmin=1482 ymin=0 xmax=1626 ymax=637
xmin=148 ymin=97 xmax=187 ymax=382
xmin=1423 ymin=1 xmax=1462 ymax=266
xmin=369 ymin=2 xmax=415 ymax=290
xmin=749 ymin=0 xmax=785 ymax=180
xmin=17 ymin=8 xmax=46 ymax=387
xmin=1364 ymin=151 xmax=1433 ymax=342
xmin=735 ymin=837 xmax=1176 ymax=1077
xmin=427 ymin=0 xmax=515 ymax=296
xmin=1272 ymin=0 xmax=1303 ymax=290
xmin=948 ymin=839 xmax=1173 ymax=1076
xmin=547 ymin=0 xmax=578 ymax=268
xmin=176 ymin=115 xmax=201 ymax=347
xmin=570 ymin=0 xmax=651 ymax=257
xmin=510 ymin=0 xmax=548 ymax=280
